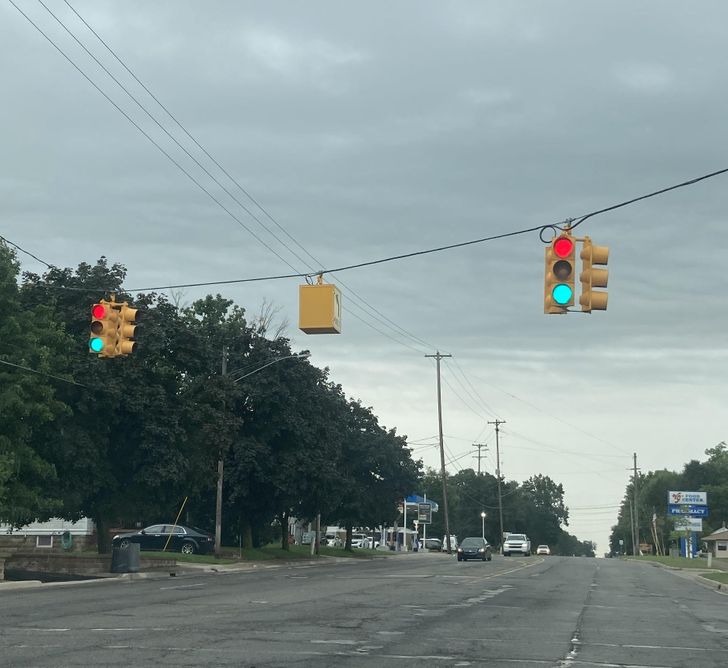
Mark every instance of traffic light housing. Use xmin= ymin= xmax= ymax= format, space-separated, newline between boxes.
xmin=118 ymin=303 xmax=138 ymax=355
xmin=299 ymin=279 xmax=342 ymax=334
xmin=89 ymin=300 xmax=119 ymax=357
xmin=580 ymin=237 xmax=609 ymax=312
xmin=544 ymin=233 xmax=576 ymax=314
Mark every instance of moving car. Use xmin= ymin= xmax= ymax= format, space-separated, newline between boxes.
xmin=112 ymin=524 xmax=214 ymax=555
xmin=457 ymin=537 xmax=492 ymax=562
xmin=536 ymin=544 xmax=551 ymax=556
xmin=502 ymin=533 xmax=531 ymax=556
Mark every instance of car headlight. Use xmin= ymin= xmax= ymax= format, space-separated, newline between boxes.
xmin=457 ymin=548 xmax=462 ymax=552
xmin=113 ymin=535 xmax=120 ymax=541
xmin=479 ymin=548 xmax=485 ymax=552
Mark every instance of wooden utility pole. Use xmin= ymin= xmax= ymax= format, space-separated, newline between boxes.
xmin=215 ymin=346 xmax=228 ymax=556
xmin=425 ymin=351 xmax=453 ymax=554
xmin=488 ymin=420 xmax=506 ymax=548
xmin=633 ymin=452 xmax=640 ymax=556
xmin=472 ymin=443 xmax=488 ymax=476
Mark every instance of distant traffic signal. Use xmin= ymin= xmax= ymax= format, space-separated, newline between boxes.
xmin=579 ymin=237 xmax=609 ymax=313
xmin=544 ymin=233 xmax=576 ymax=314
xmin=89 ymin=300 xmax=119 ymax=357
xmin=117 ymin=303 xmax=138 ymax=355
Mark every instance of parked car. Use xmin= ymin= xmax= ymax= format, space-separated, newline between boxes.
xmin=424 ymin=538 xmax=442 ymax=551
xmin=457 ymin=537 xmax=492 ymax=562
xmin=536 ymin=545 xmax=551 ymax=556
xmin=502 ymin=533 xmax=531 ymax=556
xmin=351 ymin=533 xmax=370 ymax=548
xmin=112 ymin=524 xmax=214 ymax=555
xmin=441 ymin=535 xmax=459 ymax=551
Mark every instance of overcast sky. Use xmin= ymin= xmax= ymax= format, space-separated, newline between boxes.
xmin=2 ymin=1 xmax=727 ymax=553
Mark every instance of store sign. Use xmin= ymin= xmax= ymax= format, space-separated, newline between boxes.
xmin=668 ymin=491 xmax=707 ymax=505
xmin=674 ymin=517 xmax=703 ymax=532
xmin=667 ymin=504 xmax=709 ymax=517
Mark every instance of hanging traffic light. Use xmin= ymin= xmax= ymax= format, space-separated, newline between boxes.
xmin=117 ymin=303 xmax=138 ymax=355
xmin=544 ymin=232 xmax=576 ymax=314
xmin=580 ymin=237 xmax=609 ymax=312
xmin=299 ymin=275 xmax=342 ymax=334
xmin=89 ymin=300 xmax=119 ymax=357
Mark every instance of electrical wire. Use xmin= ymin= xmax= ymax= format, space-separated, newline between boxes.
xmin=0 ymin=358 xmax=89 ymax=388
xmin=33 ymin=0 xmax=440 ymax=356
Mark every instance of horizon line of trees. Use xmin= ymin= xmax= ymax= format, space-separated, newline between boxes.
xmin=0 ymin=244 xmax=420 ymax=552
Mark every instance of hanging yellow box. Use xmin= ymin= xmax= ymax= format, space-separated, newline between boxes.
xmin=299 ymin=283 xmax=342 ymax=334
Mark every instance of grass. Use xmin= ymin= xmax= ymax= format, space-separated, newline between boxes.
xmin=624 ymin=555 xmax=728 ymax=570
xmin=700 ymin=572 xmax=728 ymax=585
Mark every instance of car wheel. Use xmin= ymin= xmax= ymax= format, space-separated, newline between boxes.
xmin=118 ymin=538 xmax=130 ymax=549
xmin=181 ymin=541 xmax=196 ymax=555
xmin=487 ymin=555 xmax=492 ymax=561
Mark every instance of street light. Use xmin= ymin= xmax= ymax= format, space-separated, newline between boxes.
xmin=481 ymin=511 xmax=486 ymax=540
xmin=214 ymin=351 xmax=310 ymax=556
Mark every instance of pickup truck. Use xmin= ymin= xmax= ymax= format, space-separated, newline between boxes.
xmin=502 ymin=533 xmax=531 ymax=556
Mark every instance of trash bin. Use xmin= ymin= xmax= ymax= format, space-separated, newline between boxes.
xmin=111 ymin=543 xmax=140 ymax=573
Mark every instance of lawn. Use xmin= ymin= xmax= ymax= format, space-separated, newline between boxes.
xmin=624 ymin=555 xmax=728 ymax=570
xmin=700 ymin=572 xmax=728 ymax=585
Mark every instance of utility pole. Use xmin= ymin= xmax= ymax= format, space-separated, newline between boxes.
xmin=215 ymin=346 xmax=228 ymax=556
xmin=633 ymin=452 xmax=640 ymax=556
xmin=488 ymin=419 xmax=506 ymax=549
xmin=425 ymin=351 xmax=453 ymax=554
xmin=472 ymin=443 xmax=488 ymax=476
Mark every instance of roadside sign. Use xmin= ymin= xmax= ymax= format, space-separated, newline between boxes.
xmin=667 ymin=504 xmax=709 ymax=517
xmin=668 ymin=491 xmax=707 ymax=505
xmin=674 ymin=517 xmax=703 ymax=532
xmin=417 ymin=503 xmax=432 ymax=523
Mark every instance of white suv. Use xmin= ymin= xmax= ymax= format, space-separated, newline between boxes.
xmin=502 ymin=533 xmax=531 ymax=556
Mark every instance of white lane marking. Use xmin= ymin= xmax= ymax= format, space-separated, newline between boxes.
xmin=310 ymin=639 xmax=359 ymax=645
xmin=91 ymin=628 xmax=167 ymax=632
xmin=159 ymin=583 xmax=205 ymax=590
xmin=377 ymin=631 xmax=405 ymax=635
xmin=250 ymin=600 xmax=268 ymax=604
xmin=18 ymin=628 xmax=69 ymax=632
xmin=582 ymin=641 xmax=728 ymax=653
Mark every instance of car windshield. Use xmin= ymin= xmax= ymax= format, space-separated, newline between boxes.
xmin=508 ymin=535 xmax=526 ymax=541
xmin=461 ymin=538 xmax=484 ymax=547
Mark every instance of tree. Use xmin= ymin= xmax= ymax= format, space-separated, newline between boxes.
xmin=0 ymin=243 xmax=71 ymax=525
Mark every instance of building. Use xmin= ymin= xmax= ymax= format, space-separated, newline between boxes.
xmin=702 ymin=525 xmax=728 ymax=559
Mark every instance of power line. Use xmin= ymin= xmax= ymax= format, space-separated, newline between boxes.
xmin=0 ymin=358 xmax=89 ymax=388
xmin=32 ymin=0 xmax=441 ymax=356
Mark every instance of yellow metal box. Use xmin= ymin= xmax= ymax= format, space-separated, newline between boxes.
xmin=299 ymin=283 xmax=342 ymax=334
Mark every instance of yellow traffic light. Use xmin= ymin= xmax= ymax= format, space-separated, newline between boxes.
xmin=544 ymin=233 xmax=576 ymax=314
xmin=89 ymin=300 xmax=120 ymax=357
xmin=579 ymin=237 xmax=609 ymax=313
xmin=299 ymin=277 xmax=342 ymax=334
xmin=118 ymin=303 xmax=138 ymax=355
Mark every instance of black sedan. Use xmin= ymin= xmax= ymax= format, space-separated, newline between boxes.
xmin=112 ymin=524 xmax=214 ymax=555
xmin=457 ymin=537 xmax=493 ymax=562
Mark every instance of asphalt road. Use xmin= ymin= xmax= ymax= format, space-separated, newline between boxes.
xmin=1 ymin=552 xmax=727 ymax=667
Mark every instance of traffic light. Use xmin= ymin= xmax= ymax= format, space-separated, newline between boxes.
xmin=579 ymin=236 xmax=609 ymax=312
xmin=544 ymin=232 xmax=576 ymax=314
xmin=299 ymin=279 xmax=342 ymax=334
xmin=117 ymin=303 xmax=138 ymax=355
xmin=89 ymin=300 xmax=119 ymax=357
